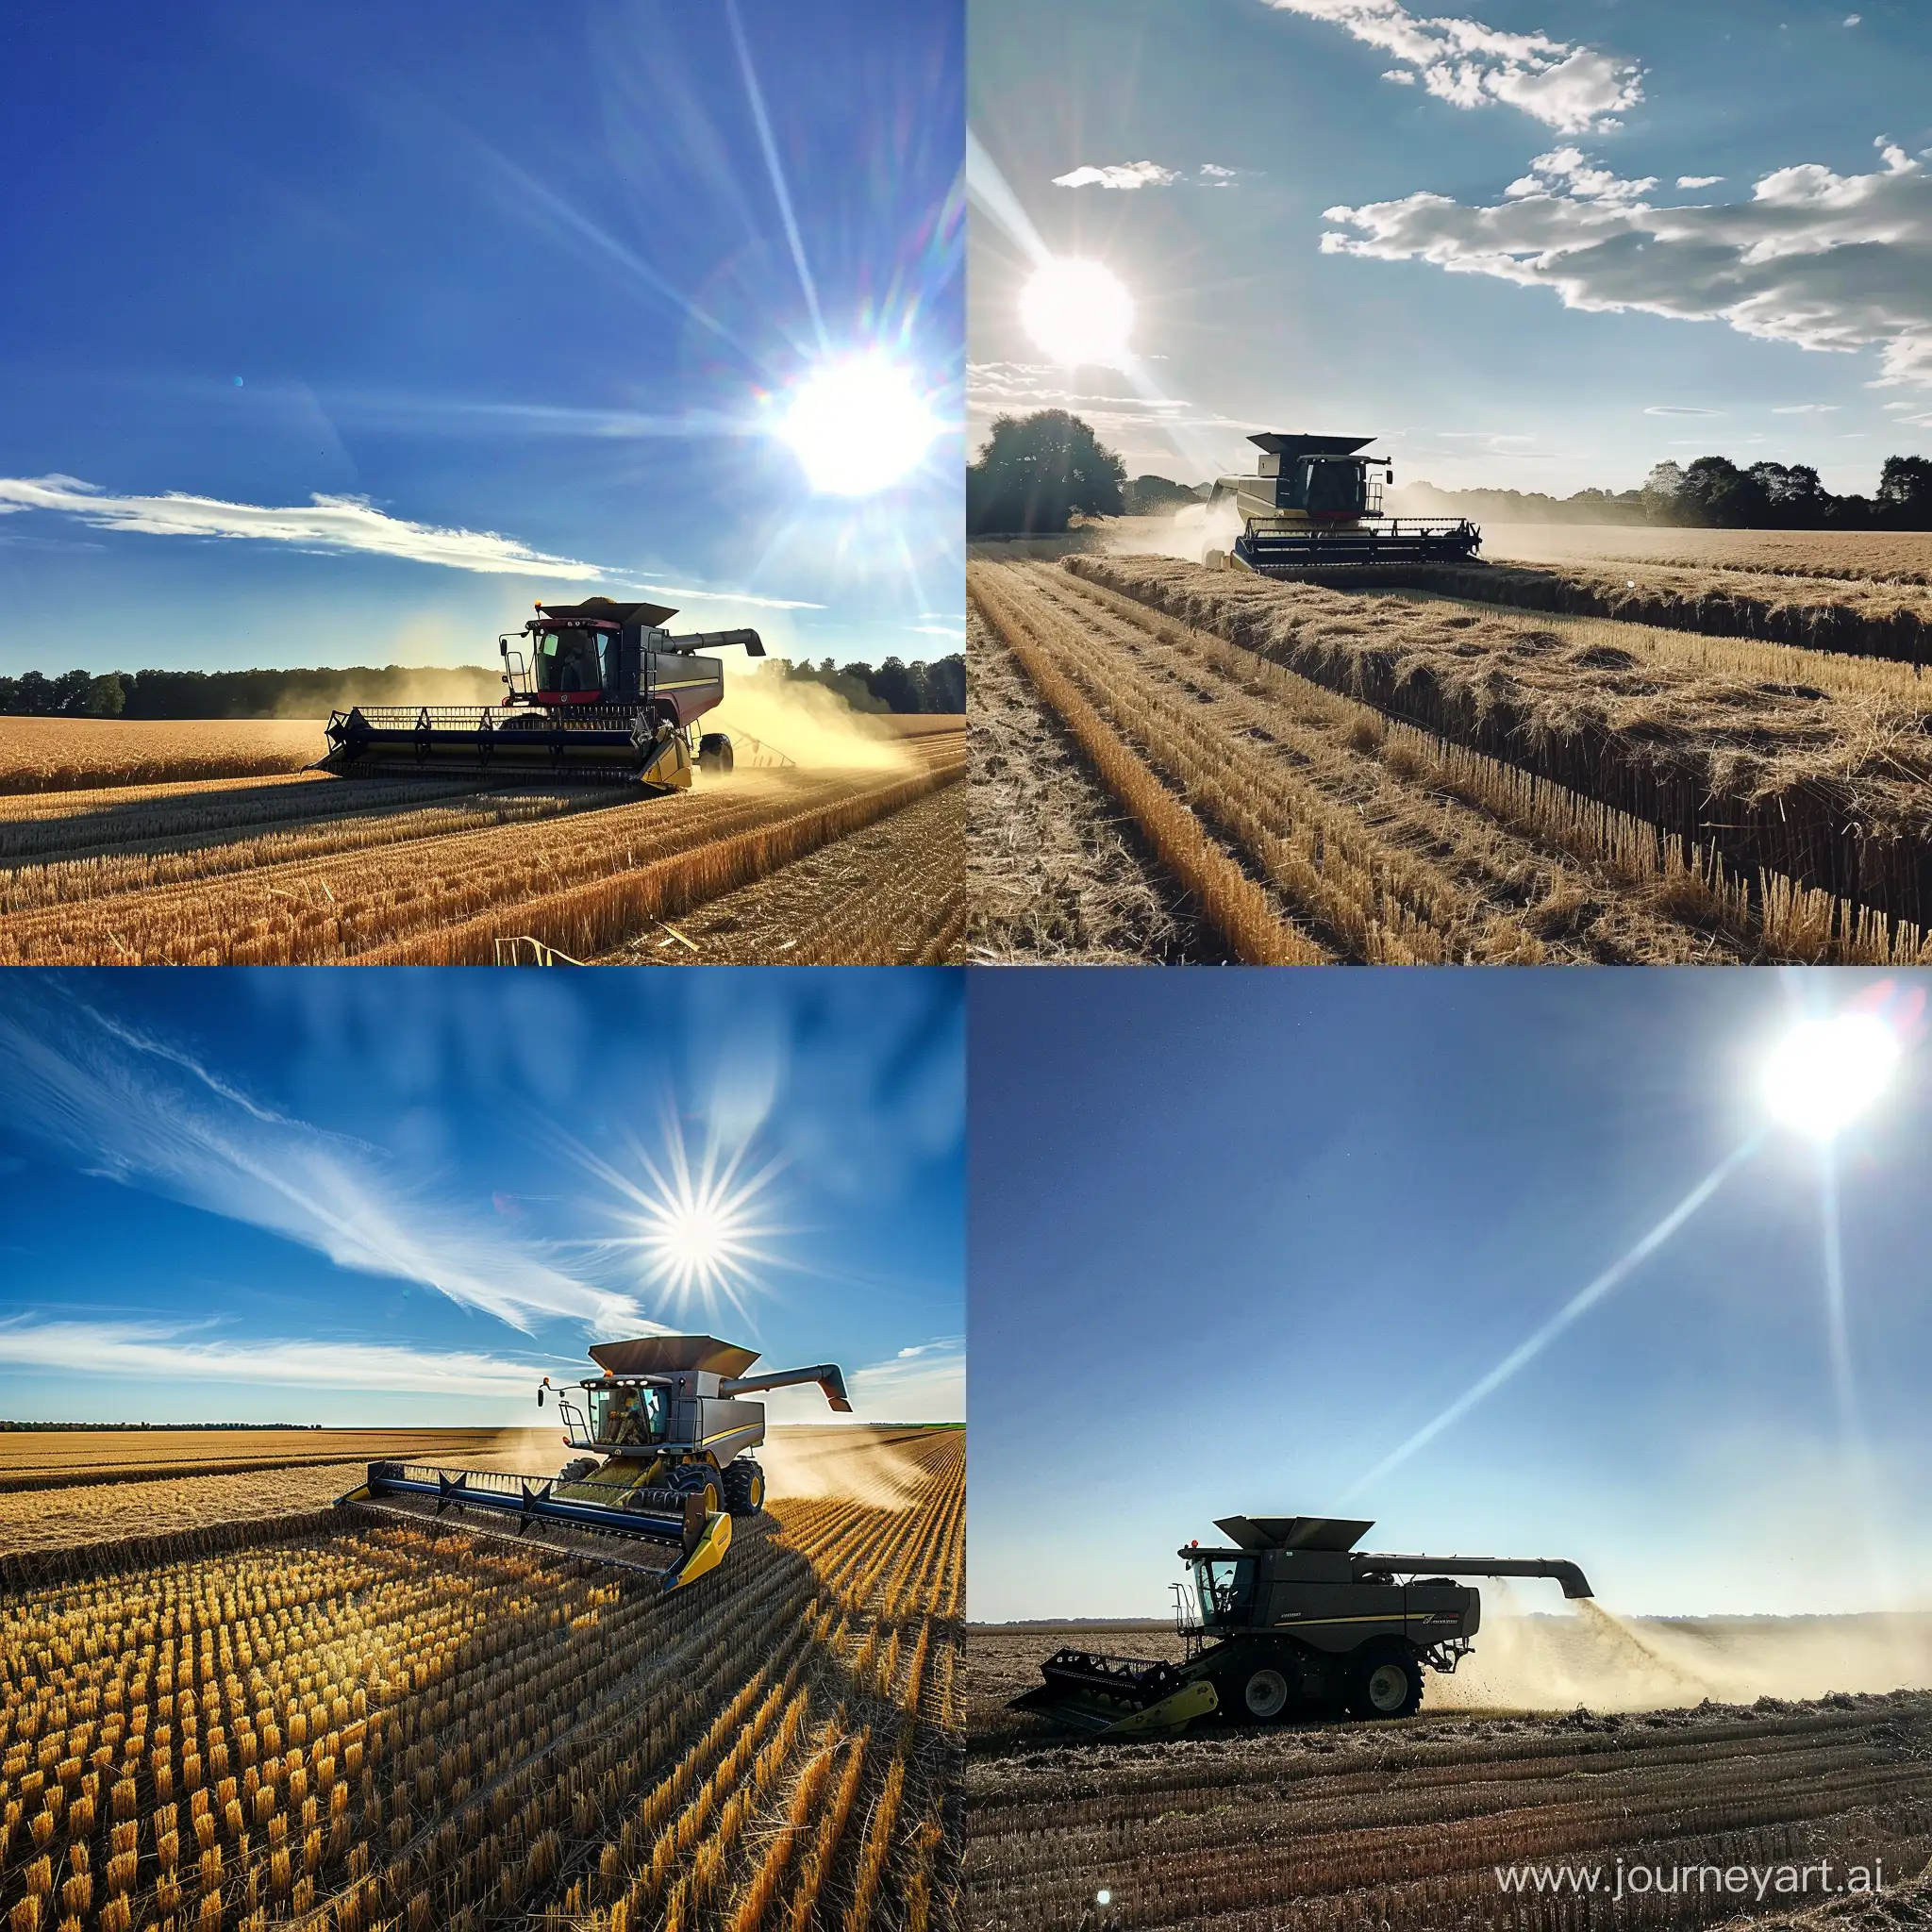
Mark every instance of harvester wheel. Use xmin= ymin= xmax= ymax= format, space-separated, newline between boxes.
xmin=698 ymin=733 xmax=734 ymax=774
xmin=1230 ymin=1663 xmax=1292 ymax=1724
xmin=724 ymin=1459 xmax=765 ymax=1516
xmin=557 ymin=1458 xmax=599 ymax=1484
xmin=672 ymin=1462 xmax=724 ymax=1518
xmin=1347 ymin=1642 xmax=1423 ymax=1719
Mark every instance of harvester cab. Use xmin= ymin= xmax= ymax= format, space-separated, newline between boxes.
xmin=321 ymin=595 xmax=766 ymax=789
xmin=1206 ymin=433 xmax=1481 ymax=573
xmin=1011 ymin=1513 xmax=1591 ymax=1736
xmin=337 ymin=1334 xmax=851 ymax=1590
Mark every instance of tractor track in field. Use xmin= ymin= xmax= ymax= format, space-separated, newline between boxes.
xmin=0 ymin=729 xmax=965 ymax=965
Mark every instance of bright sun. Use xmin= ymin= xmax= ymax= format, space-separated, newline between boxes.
xmin=1020 ymin=258 xmax=1135 ymax=368
xmin=780 ymin=354 xmax=938 ymax=496
xmin=1763 ymin=1013 xmax=1900 ymax=1140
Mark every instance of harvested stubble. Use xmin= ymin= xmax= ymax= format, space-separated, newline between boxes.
xmin=0 ymin=733 xmax=962 ymax=963
xmin=0 ymin=720 xmax=322 ymax=797
xmin=983 ymin=563 xmax=1857 ymax=963
xmin=1072 ymin=555 xmax=1932 ymax=930
xmin=968 ymin=566 xmax=1324 ymax=965
xmin=967 ymin=1686 xmax=1932 ymax=1932
xmin=1481 ymin=523 xmax=1932 ymax=588
xmin=0 ymin=1425 xmax=964 ymax=1932
xmin=599 ymin=776 xmax=965 ymax=967
xmin=969 ymin=606 xmax=1222 ymax=964
xmin=0 ymin=1431 xmax=508 ymax=1496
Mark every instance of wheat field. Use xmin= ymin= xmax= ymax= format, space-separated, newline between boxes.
xmin=0 ymin=1426 xmax=964 ymax=1932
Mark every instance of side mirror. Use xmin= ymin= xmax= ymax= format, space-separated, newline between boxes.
xmin=537 ymin=1386 xmax=546 ymax=1408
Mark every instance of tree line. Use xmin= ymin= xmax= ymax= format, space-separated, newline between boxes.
xmin=0 ymin=654 xmax=966 ymax=719
xmin=968 ymin=407 xmax=1932 ymax=535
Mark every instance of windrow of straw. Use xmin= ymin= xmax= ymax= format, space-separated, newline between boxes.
xmin=1246 ymin=553 xmax=1932 ymax=664
xmin=1072 ymin=555 xmax=1932 ymax=924
xmin=365 ymin=761 xmax=963 ymax=965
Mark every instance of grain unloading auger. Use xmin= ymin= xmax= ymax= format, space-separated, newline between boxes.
xmin=336 ymin=1335 xmax=851 ymax=1590
xmin=1011 ymin=1514 xmax=1591 ymax=1735
xmin=1205 ymin=433 xmax=1482 ymax=573
xmin=320 ymin=595 xmax=765 ymax=790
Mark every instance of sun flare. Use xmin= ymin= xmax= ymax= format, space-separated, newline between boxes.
xmin=1763 ymin=1013 xmax=1899 ymax=1140
xmin=778 ymin=353 xmax=939 ymax=496
xmin=1020 ymin=258 xmax=1135 ymax=368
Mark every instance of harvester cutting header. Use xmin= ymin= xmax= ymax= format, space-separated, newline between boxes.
xmin=338 ymin=1334 xmax=850 ymax=1590
xmin=322 ymin=595 xmax=765 ymax=790
xmin=1014 ymin=1513 xmax=1591 ymax=1734
xmin=1207 ymin=433 xmax=1482 ymax=573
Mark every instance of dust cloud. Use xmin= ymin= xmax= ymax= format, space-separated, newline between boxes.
xmin=1430 ymin=1590 xmax=1932 ymax=1713
xmin=758 ymin=1428 xmax=924 ymax=1512
xmin=708 ymin=673 xmax=915 ymax=774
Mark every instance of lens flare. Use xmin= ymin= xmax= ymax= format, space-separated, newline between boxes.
xmin=1020 ymin=258 xmax=1135 ymax=368
xmin=581 ymin=1112 xmax=788 ymax=1323
xmin=779 ymin=353 xmax=940 ymax=496
xmin=1763 ymin=1014 xmax=1899 ymax=1139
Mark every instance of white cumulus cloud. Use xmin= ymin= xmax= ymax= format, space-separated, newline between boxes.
xmin=1323 ymin=140 xmax=1932 ymax=388
xmin=1507 ymin=147 xmax=1657 ymax=204
xmin=1053 ymin=161 xmax=1182 ymax=191
xmin=1678 ymin=175 xmax=1725 ymax=190
xmin=1260 ymin=0 xmax=1642 ymax=132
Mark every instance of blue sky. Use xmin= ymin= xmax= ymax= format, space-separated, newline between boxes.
xmin=0 ymin=970 xmax=963 ymax=1426
xmin=0 ymin=0 xmax=962 ymax=678
xmin=969 ymin=0 xmax=1932 ymax=495
xmin=969 ymin=969 xmax=1932 ymax=1622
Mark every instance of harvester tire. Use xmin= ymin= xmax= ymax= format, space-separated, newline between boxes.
xmin=1347 ymin=1642 xmax=1423 ymax=1720
xmin=1233 ymin=1664 xmax=1292 ymax=1723
xmin=698 ymin=733 xmax=734 ymax=774
xmin=558 ymin=1458 xmax=599 ymax=1484
xmin=724 ymin=1459 xmax=765 ymax=1516
xmin=672 ymin=1462 xmax=724 ymax=1518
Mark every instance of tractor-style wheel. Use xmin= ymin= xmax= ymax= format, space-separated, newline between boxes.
xmin=1237 ymin=1664 xmax=1292 ymax=1723
xmin=724 ymin=1459 xmax=766 ymax=1517
xmin=557 ymin=1458 xmax=599 ymax=1485
xmin=1347 ymin=1643 xmax=1423 ymax=1720
xmin=698 ymin=732 xmax=734 ymax=774
xmin=672 ymin=1462 xmax=724 ymax=1518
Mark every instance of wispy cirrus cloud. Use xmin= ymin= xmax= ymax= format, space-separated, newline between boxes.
xmin=0 ymin=475 xmax=818 ymax=610
xmin=1260 ymin=0 xmax=1642 ymax=133
xmin=1324 ymin=140 xmax=1932 ymax=388
xmin=0 ymin=1318 xmax=554 ymax=1399
xmin=0 ymin=987 xmax=642 ymax=1336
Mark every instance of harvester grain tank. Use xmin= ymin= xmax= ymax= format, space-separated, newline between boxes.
xmin=1206 ymin=433 xmax=1481 ymax=572
xmin=1011 ymin=1514 xmax=1591 ymax=1734
xmin=336 ymin=1334 xmax=851 ymax=1589
xmin=320 ymin=595 xmax=765 ymax=789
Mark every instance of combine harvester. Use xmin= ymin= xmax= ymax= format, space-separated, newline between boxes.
xmin=337 ymin=1335 xmax=850 ymax=1590
xmin=1206 ymin=433 xmax=1482 ymax=574
xmin=320 ymin=595 xmax=765 ymax=790
xmin=1012 ymin=1514 xmax=1591 ymax=1734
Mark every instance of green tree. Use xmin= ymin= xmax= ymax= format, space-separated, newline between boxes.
xmin=86 ymin=672 xmax=126 ymax=717
xmin=967 ymin=409 xmax=1125 ymax=534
